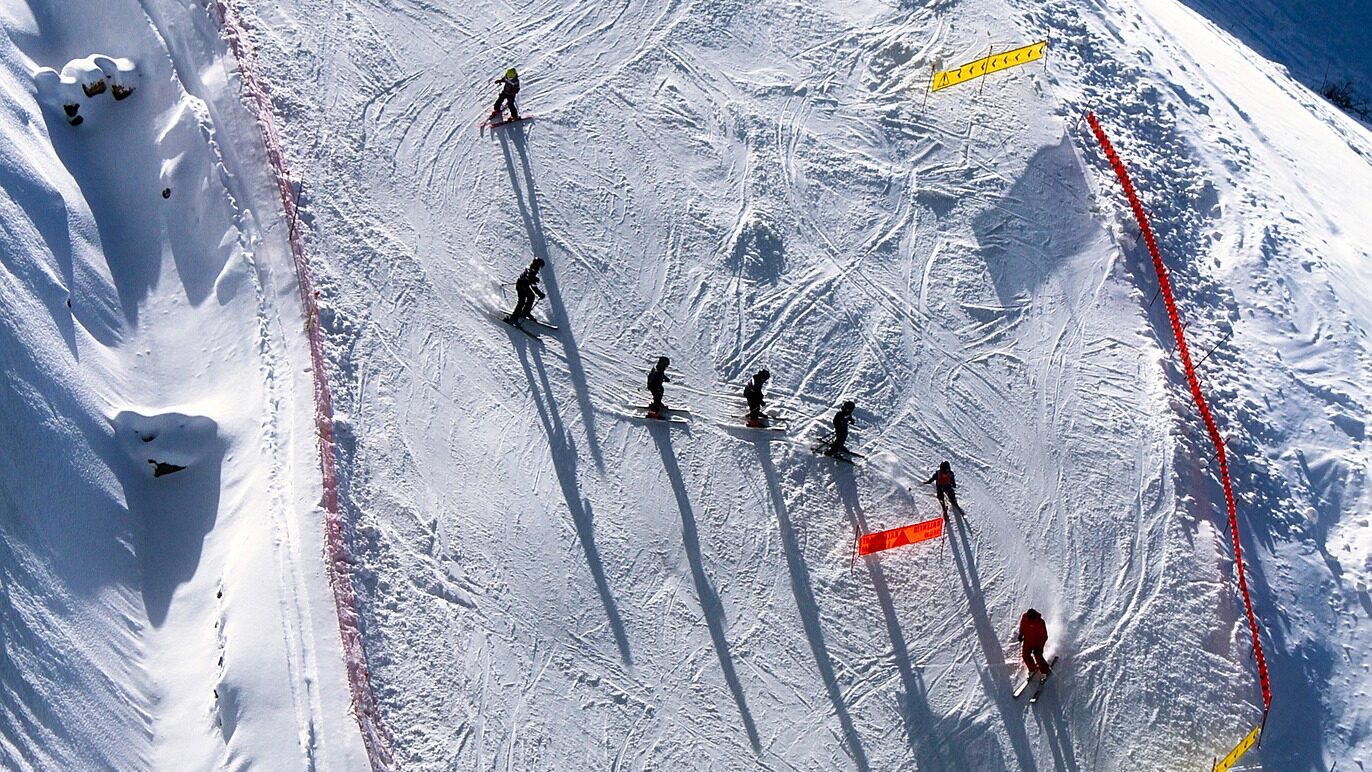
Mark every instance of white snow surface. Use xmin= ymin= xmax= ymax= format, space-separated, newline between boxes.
xmin=1 ymin=0 xmax=1369 ymax=771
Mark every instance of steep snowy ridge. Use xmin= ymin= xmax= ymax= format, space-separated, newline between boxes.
xmin=0 ymin=0 xmax=365 ymax=768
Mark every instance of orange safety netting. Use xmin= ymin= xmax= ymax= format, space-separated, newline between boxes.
xmin=859 ymin=517 xmax=945 ymax=555
xmin=1085 ymin=112 xmax=1271 ymax=713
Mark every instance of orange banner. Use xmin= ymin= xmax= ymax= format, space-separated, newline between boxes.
xmin=859 ymin=517 xmax=944 ymax=555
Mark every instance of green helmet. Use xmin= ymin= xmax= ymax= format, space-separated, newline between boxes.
xmin=505 ymin=68 xmax=518 ymax=79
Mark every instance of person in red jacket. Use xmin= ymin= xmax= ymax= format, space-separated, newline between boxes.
xmin=1016 ymin=608 xmax=1051 ymax=678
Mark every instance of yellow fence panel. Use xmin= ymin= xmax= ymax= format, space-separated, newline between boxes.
xmin=931 ymin=40 xmax=1047 ymax=92
xmin=1212 ymin=725 xmax=1261 ymax=772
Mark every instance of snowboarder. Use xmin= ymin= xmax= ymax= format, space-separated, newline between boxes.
xmin=646 ymin=356 xmax=671 ymax=415
xmin=923 ymin=460 xmax=959 ymax=517
xmin=743 ymin=369 xmax=770 ymax=425
xmin=491 ymin=67 xmax=521 ymax=121
xmin=504 ymin=258 xmax=546 ymax=325
xmin=1015 ymin=608 xmax=1052 ymax=681
xmin=828 ymin=400 xmax=856 ymax=455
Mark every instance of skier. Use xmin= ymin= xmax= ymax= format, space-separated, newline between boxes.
xmin=504 ymin=258 xmax=546 ymax=325
xmin=828 ymin=400 xmax=856 ymax=455
xmin=743 ymin=369 xmax=770 ymax=426
xmin=491 ymin=67 xmax=521 ymax=121
xmin=646 ymin=356 xmax=671 ymax=415
xmin=923 ymin=460 xmax=959 ymax=517
xmin=1016 ymin=608 xmax=1052 ymax=681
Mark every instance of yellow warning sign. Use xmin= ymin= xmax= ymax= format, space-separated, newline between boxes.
xmin=931 ymin=40 xmax=1047 ymax=92
xmin=1212 ymin=725 xmax=1261 ymax=772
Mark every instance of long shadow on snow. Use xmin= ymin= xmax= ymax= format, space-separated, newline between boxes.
xmin=498 ymin=126 xmax=605 ymax=473
xmin=1033 ymin=695 xmax=1081 ymax=772
xmin=755 ymin=443 xmax=870 ymax=771
xmin=0 ymin=342 xmax=144 ymax=768
xmin=833 ymin=466 xmax=975 ymax=770
xmin=947 ymin=514 xmax=1039 ymax=772
xmin=513 ymin=332 xmax=633 ymax=666
xmin=651 ymin=426 xmax=761 ymax=752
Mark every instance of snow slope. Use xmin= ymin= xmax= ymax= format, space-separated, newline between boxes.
xmin=0 ymin=0 xmax=364 ymax=768
xmin=232 ymin=0 xmax=1371 ymax=768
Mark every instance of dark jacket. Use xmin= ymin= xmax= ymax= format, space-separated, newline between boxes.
xmin=515 ymin=266 xmax=545 ymax=299
xmin=498 ymin=75 xmax=520 ymax=98
xmin=647 ymin=367 xmax=670 ymax=390
xmin=833 ymin=410 xmax=853 ymax=434
xmin=744 ymin=380 xmax=765 ymax=408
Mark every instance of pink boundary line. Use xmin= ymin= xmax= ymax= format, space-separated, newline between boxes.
xmin=1085 ymin=112 xmax=1272 ymax=717
xmin=208 ymin=2 xmax=395 ymax=767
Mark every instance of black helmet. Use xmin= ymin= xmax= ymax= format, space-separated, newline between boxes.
xmin=755 ymin=369 xmax=770 ymax=382
xmin=1026 ymin=608 xmax=1041 ymax=620
xmin=530 ymin=257 xmax=545 ymax=270
xmin=657 ymin=356 xmax=670 ymax=369
xmin=940 ymin=460 xmax=951 ymax=472
xmin=841 ymin=400 xmax=855 ymax=412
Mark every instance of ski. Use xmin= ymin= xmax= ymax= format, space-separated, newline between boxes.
xmin=1029 ymin=656 xmax=1059 ymax=704
xmin=813 ymin=445 xmax=864 ymax=464
xmin=739 ymin=418 xmax=787 ymax=433
xmin=622 ymin=404 xmax=691 ymax=416
xmin=482 ymin=114 xmax=535 ymax=129
xmin=521 ymin=317 xmax=559 ymax=332
xmin=1012 ymin=674 xmax=1034 ymax=699
xmin=488 ymin=311 xmax=543 ymax=341
xmin=615 ymin=410 xmax=689 ymax=425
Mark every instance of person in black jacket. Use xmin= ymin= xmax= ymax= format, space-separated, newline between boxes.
xmin=647 ymin=356 xmax=671 ymax=414
xmin=743 ymin=369 xmax=770 ymax=425
xmin=923 ymin=460 xmax=959 ymax=517
xmin=505 ymin=258 xmax=546 ymax=324
xmin=829 ymin=400 xmax=856 ymax=454
xmin=492 ymin=67 xmax=521 ymax=121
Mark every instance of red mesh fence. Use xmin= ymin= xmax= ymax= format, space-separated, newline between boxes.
xmin=1085 ymin=112 xmax=1271 ymax=713
xmin=208 ymin=2 xmax=395 ymax=767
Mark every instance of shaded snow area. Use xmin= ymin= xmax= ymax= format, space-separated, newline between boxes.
xmin=0 ymin=0 xmax=1367 ymax=769
xmin=0 ymin=0 xmax=364 ymax=769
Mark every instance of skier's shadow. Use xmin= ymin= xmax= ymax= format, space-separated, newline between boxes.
xmin=515 ymin=339 xmax=632 ymax=667
xmin=947 ymin=514 xmax=1040 ymax=771
xmin=833 ymin=467 xmax=973 ymax=770
xmin=650 ymin=426 xmax=761 ymax=752
xmin=497 ymin=126 xmax=605 ymax=472
xmin=756 ymin=442 xmax=871 ymax=771
xmin=1034 ymin=697 xmax=1081 ymax=772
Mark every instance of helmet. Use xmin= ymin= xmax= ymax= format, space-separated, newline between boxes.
xmin=755 ymin=369 xmax=770 ymax=382
xmin=657 ymin=356 xmax=670 ymax=368
xmin=841 ymin=400 xmax=855 ymax=412
xmin=531 ymin=257 xmax=545 ymax=270
xmin=1026 ymin=608 xmax=1041 ymax=620
xmin=505 ymin=68 xmax=518 ymax=79
xmin=940 ymin=460 xmax=951 ymax=472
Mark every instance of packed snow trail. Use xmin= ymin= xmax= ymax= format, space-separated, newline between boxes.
xmin=237 ymin=0 xmax=1368 ymax=769
xmin=0 ymin=0 xmax=366 ymax=768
